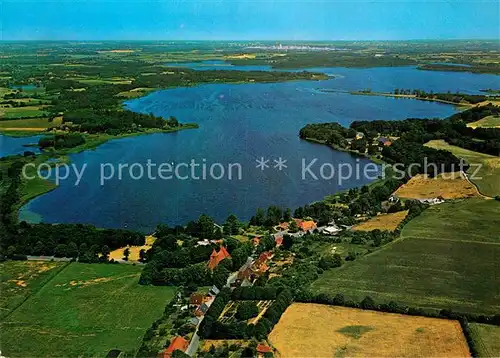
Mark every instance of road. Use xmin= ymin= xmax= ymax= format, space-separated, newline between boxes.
xmin=186 ymin=330 xmax=201 ymax=356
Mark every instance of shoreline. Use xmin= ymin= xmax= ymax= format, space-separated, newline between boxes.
xmin=348 ymin=91 xmax=473 ymax=108
xmin=5 ymin=70 xmax=477 ymax=230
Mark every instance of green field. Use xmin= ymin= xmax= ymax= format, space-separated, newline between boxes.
xmin=77 ymin=78 xmax=132 ymax=85
xmin=425 ymin=140 xmax=500 ymax=197
xmin=0 ymin=261 xmax=68 ymax=320
xmin=470 ymin=323 xmax=500 ymax=357
xmin=0 ymin=117 xmax=55 ymax=129
xmin=0 ymin=106 xmax=48 ymax=119
xmin=0 ymin=263 xmax=177 ymax=357
xmin=310 ymin=199 xmax=500 ymax=314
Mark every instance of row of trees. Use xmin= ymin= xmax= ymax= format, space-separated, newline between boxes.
xmin=249 ymin=206 xmax=292 ymax=227
xmin=296 ymin=291 xmax=500 ymax=326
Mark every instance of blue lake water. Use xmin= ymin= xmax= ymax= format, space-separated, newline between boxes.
xmin=10 ymin=84 xmax=38 ymax=91
xmin=166 ymin=60 xmax=275 ymax=72
xmin=0 ymin=135 xmax=42 ymax=157
xmin=19 ymin=66 xmax=499 ymax=232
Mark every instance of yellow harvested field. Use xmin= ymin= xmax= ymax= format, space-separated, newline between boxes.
xmin=352 ymin=210 xmax=409 ymax=232
xmin=108 ymin=235 xmax=155 ymax=261
xmin=97 ymin=50 xmax=135 ymax=53
xmin=394 ymin=172 xmax=480 ymax=199
xmin=224 ymin=54 xmax=256 ymax=59
xmin=424 ymin=140 xmax=500 ymax=197
xmin=467 ymin=115 xmax=500 ymax=129
xmin=269 ymin=303 xmax=470 ymax=357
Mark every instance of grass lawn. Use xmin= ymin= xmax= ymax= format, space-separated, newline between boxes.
xmin=269 ymin=303 xmax=469 ymax=357
xmin=469 ymin=323 xmax=500 ymax=357
xmin=0 ymin=261 xmax=68 ymax=320
xmin=467 ymin=115 xmax=500 ymax=128
xmin=310 ymin=199 xmax=500 ymax=314
xmin=425 ymin=140 xmax=500 ymax=197
xmin=0 ymin=263 xmax=177 ymax=357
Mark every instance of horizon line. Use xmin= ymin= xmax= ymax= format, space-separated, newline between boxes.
xmin=0 ymin=38 xmax=498 ymax=43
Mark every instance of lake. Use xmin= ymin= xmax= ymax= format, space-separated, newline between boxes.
xmin=0 ymin=134 xmax=42 ymax=157
xmin=18 ymin=66 xmax=498 ymax=232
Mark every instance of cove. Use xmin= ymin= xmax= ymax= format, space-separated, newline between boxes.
xmin=19 ymin=66 xmax=498 ymax=232
xmin=0 ymin=134 xmax=42 ymax=157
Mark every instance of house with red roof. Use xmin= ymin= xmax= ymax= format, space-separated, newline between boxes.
xmin=208 ymin=246 xmax=231 ymax=270
xmin=278 ymin=222 xmax=290 ymax=230
xmin=160 ymin=336 xmax=189 ymax=358
xmin=274 ymin=234 xmax=283 ymax=247
xmin=256 ymin=344 xmax=272 ymax=357
xmin=294 ymin=218 xmax=317 ymax=232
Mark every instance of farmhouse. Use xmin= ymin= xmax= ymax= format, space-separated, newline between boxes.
xmin=194 ymin=302 xmax=210 ymax=317
xmin=274 ymin=234 xmax=283 ymax=247
xmin=208 ymin=247 xmax=231 ymax=270
xmin=294 ymin=219 xmax=317 ymax=232
xmin=321 ymin=224 xmax=341 ymax=235
xmin=377 ymin=136 xmax=392 ymax=146
xmin=189 ymin=293 xmax=210 ymax=306
xmin=160 ymin=336 xmax=189 ymax=358
xmin=418 ymin=197 xmax=445 ymax=205
xmin=277 ymin=222 xmax=289 ymax=230
xmin=256 ymin=344 xmax=272 ymax=357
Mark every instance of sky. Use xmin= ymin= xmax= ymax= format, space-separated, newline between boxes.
xmin=1 ymin=0 xmax=499 ymax=41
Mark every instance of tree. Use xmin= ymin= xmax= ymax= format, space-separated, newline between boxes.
xmin=360 ymin=296 xmax=377 ymax=310
xmin=33 ymin=241 xmax=45 ymax=256
xmin=318 ymin=253 xmax=342 ymax=269
xmin=54 ymin=244 xmax=68 ymax=258
xmin=236 ymin=301 xmax=259 ymax=320
xmin=288 ymin=220 xmax=299 ymax=233
xmin=224 ymin=214 xmax=240 ymax=235
xmin=283 ymin=208 xmax=292 ymax=222
xmin=254 ymin=208 xmax=266 ymax=226
xmin=213 ymin=265 xmax=230 ymax=288
xmin=198 ymin=214 xmax=215 ymax=239
xmin=123 ymin=247 xmax=130 ymax=261
xmin=67 ymin=242 xmax=79 ymax=258
xmin=139 ymin=249 xmax=147 ymax=262
xmin=101 ymin=245 xmax=110 ymax=260
xmin=166 ymin=116 xmax=179 ymax=127
xmin=6 ymin=245 xmax=16 ymax=258
xmin=281 ymin=234 xmax=294 ymax=250
xmin=266 ymin=205 xmax=283 ymax=227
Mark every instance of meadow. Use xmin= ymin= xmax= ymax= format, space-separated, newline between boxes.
xmin=0 ymin=106 xmax=49 ymax=119
xmin=470 ymin=323 xmax=500 ymax=357
xmin=425 ymin=140 xmax=500 ymax=197
xmin=0 ymin=261 xmax=68 ymax=320
xmin=467 ymin=115 xmax=500 ymax=128
xmin=0 ymin=263 xmax=176 ymax=357
xmin=269 ymin=303 xmax=469 ymax=357
xmin=311 ymin=199 xmax=500 ymax=314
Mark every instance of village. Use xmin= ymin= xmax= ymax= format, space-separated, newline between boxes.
xmin=154 ymin=217 xmax=326 ymax=357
